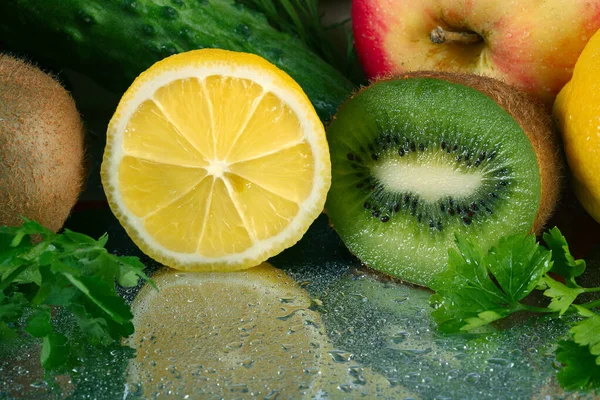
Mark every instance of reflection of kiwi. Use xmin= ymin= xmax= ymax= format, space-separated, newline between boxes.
xmin=325 ymin=72 xmax=562 ymax=287
xmin=0 ymin=55 xmax=86 ymax=231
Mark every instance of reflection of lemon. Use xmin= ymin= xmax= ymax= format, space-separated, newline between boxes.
xmin=101 ymin=49 xmax=330 ymax=272
xmin=125 ymin=263 xmax=414 ymax=398
xmin=554 ymin=30 xmax=600 ymax=222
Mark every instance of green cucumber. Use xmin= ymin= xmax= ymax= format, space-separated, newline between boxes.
xmin=0 ymin=0 xmax=354 ymax=122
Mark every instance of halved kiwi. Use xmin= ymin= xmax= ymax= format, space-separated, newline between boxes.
xmin=325 ymin=72 xmax=562 ymax=287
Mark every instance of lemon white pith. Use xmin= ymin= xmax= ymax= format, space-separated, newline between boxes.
xmin=101 ymin=49 xmax=331 ymax=271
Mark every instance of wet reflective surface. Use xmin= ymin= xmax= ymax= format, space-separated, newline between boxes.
xmin=1 ymin=211 xmax=596 ymax=399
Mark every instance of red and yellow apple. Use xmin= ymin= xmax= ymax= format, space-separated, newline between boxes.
xmin=352 ymin=0 xmax=600 ymax=106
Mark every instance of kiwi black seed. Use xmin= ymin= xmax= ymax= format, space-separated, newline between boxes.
xmin=0 ymin=55 xmax=86 ymax=232
xmin=324 ymin=72 xmax=562 ymax=288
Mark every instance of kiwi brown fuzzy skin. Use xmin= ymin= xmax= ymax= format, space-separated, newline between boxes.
xmin=361 ymin=71 xmax=564 ymax=234
xmin=0 ymin=54 xmax=86 ymax=232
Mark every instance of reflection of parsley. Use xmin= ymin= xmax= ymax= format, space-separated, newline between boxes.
xmin=430 ymin=227 xmax=600 ymax=394
xmin=0 ymin=219 xmax=154 ymax=371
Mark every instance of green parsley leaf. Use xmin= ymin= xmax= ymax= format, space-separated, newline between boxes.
xmin=556 ymin=340 xmax=600 ymax=392
xmin=0 ymin=218 xmax=55 ymax=246
xmin=62 ymin=273 xmax=133 ymax=325
xmin=117 ymin=256 xmax=153 ymax=288
xmin=70 ymin=303 xmax=114 ymax=346
xmin=0 ymin=290 xmax=27 ymax=320
xmin=41 ymin=332 xmax=69 ymax=370
xmin=541 ymin=276 xmax=584 ymax=315
xmin=431 ymin=227 xmax=600 ymax=394
xmin=570 ymin=306 xmax=600 ymax=365
xmin=486 ymin=234 xmax=553 ymax=301
xmin=25 ymin=308 xmax=53 ymax=338
xmin=0 ymin=320 xmax=17 ymax=340
xmin=62 ymin=229 xmax=100 ymax=246
xmin=0 ymin=219 xmax=152 ymax=372
xmin=542 ymin=227 xmax=586 ymax=286
xmin=430 ymin=233 xmax=552 ymax=333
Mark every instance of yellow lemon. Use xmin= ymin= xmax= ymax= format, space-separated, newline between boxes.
xmin=125 ymin=263 xmax=412 ymax=398
xmin=554 ymin=29 xmax=600 ymax=222
xmin=101 ymin=49 xmax=331 ymax=271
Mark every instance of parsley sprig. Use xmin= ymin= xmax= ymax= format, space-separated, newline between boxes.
xmin=0 ymin=219 xmax=153 ymax=371
xmin=430 ymin=227 xmax=600 ymax=393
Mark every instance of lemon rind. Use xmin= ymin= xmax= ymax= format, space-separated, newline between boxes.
xmin=101 ymin=49 xmax=331 ymax=271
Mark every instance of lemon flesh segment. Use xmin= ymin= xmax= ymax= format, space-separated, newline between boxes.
xmin=102 ymin=49 xmax=331 ymax=271
xmin=125 ymin=264 xmax=413 ymax=398
xmin=123 ymin=99 xmax=209 ymax=166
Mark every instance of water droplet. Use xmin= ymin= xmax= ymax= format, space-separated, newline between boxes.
xmin=29 ymin=380 xmax=47 ymax=389
xmin=238 ymin=322 xmax=256 ymax=332
xmin=487 ymin=357 xmax=513 ymax=367
xmin=127 ymin=382 xmax=143 ymax=395
xmin=224 ymin=341 xmax=243 ymax=352
xmin=278 ymin=296 xmax=296 ymax=304
xmin=287 ymin=324 xmax=305 ymax=334
xmin=393 ymin=296 xmax=409 ymax=303
xmin=350 ymin=292 xmax=368 ymax=301
xmin=304 ymin=367 xmax=319 ymax=375
xmin=228 ymin=383 xmax=249 ymax=393
xmin=280 ymin=343 xmax=294 ymax=351
xmin=240 ymin=358 xmax=254 ymax=368
xmin=328 ymin=350 xmax=353 ymax=363
xmin=338 ymin=384 xmax=353 ymax=393
xmin=394 ymin=347 xmax=432 ymax=357
xmin=275 ymin=306 xmax=305 ymax=321
xmin=161 ymin=5 xmax=178 ymax=19
xmin=390 ymin=331 xmax=409 ymax=344
xmin=464 ymin=372 xmax=480 ymax=383
xmin=122 ymin=0 xmax=139 ymax=13
xmin=234 ymin=23 xmax=251 ymax=38
xmin=77 ymin=11 xmax=96 ymax=25
xmin=446 ymin=369 xmax=460 ymax=379
xmin=165 ymin=365 xmax=182 ymax=379
xmin=387 ymin=377 xmax=401 ymax=387
xmin=264 ymin=389 xmax=279 ymax=399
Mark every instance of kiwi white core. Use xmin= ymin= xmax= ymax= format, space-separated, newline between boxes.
xmin=372 ymin=158 xmax=484 ymax=203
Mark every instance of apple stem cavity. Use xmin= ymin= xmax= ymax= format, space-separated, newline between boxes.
xmin=430 ymin=26 xmax=482 ymax=45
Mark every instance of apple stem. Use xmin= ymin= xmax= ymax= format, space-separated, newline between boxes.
xmin=430 ymin=26 xmax=482 ymax=45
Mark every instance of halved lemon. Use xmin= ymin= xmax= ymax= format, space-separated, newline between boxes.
xmin=101 ymin=49 xmax=331 ymax=271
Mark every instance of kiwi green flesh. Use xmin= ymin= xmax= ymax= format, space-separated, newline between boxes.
xmin=325 ymin=78 xmax=541 ymax=288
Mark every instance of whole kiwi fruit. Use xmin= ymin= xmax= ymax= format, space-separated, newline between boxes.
xmin=325 ymin=71 xmax=563 ymax=287
xmin=0 ymin=54 xmax=86 ymax=231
